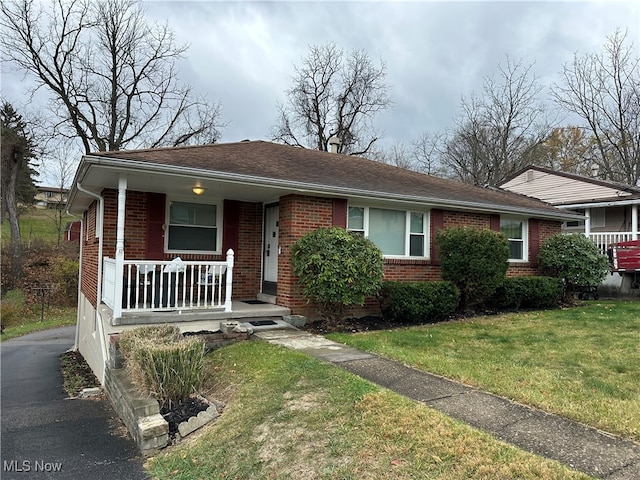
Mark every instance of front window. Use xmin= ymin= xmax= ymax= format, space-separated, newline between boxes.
xmin=167 ymin=201 xmax=219 ymax=252
xmin=348 ymin=206 xmax=428 ymax=258
xmin=500 ymin=217 xmax=527 ymax=261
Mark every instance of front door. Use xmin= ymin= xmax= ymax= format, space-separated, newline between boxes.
xmin=262 ymin=204 xmax=279 ymax=295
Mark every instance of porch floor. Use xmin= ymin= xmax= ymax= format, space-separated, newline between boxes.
xmin=100 ymin=300 xmax=291 ymax=333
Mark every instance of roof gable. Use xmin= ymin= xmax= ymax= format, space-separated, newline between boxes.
xmin=500 ymin=166 xmax=640 ymax=205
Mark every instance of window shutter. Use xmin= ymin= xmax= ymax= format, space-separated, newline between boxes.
xmin=529 ymin=218 xmax=539 ymax=267
xmin=332 ymin=198 xmax=347 ymax=228
xmin=223 ymin=200 xmax=241 ymax=256
xmin=431 ymin=209 xmax=444 ymax=265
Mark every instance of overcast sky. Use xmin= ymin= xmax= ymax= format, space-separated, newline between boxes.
xmin=143 ymin=0 xmax=639 ymax=145
xmin=2 ymin=0 xmax=639 ymax=185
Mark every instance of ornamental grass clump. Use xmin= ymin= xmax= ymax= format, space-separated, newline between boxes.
xmin=119 ymin=325 xmax=205 ymax=410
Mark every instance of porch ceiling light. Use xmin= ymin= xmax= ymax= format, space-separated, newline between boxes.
xmin=192 ymin=186 xmax=206 ymax=195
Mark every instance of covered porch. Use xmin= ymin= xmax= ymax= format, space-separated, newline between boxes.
xmin=100 ymin=250 xmax=291 ymax=326
xmin=99 ymin=299 xmax=291 ymax=328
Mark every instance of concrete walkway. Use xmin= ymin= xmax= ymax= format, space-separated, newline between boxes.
xmin=255 ymin=329 xmax=640 ymax=480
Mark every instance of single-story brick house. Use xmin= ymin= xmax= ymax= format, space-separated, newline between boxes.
xmin=67 ymin=140 xmax=581 ymax=381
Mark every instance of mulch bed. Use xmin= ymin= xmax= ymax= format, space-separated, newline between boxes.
xmin=161 ymin=397 xmax=211 ymax=437
xmin=301 ymin=315 xmax=435 ymax=334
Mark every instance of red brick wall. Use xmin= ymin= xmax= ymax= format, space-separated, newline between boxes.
xmin=80 ymin=190 xmax=264 ymax=307
xmin=277 ymin=195 xmax=336 ymax=316
xmin=79 ymin=189 xmax=562 ymax=317
xmin=276 ymin=198 xmax=563 ymax=319
xmin=233 ymin=202 xmax=262 ymax=298
xmin=81 ymin=202 xmax=100 ymax=307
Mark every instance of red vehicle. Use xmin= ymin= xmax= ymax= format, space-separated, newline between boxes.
xmin=608 ymin=239 xmax=640 ymax=289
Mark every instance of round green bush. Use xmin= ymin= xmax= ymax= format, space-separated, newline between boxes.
xmin=538 ymin=233 xmax=610 ymax=301
xmin=435 ymin=227 xmax=509 ymax=310
xmin=291 ymin=227 xmax=384 ymax=326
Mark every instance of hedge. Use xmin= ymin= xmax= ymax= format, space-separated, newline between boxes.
xmin=379 ymin=281 xmax=460 ymax=323
xmin=489 ymin=276 xmax=564 ymax=310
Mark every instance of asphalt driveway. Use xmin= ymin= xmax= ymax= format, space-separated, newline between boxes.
xmin=1 ymin=326 xmax=148 ymax=479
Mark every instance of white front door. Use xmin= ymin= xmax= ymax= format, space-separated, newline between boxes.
xmin=263 ymin=204 xmax=279 ymax=294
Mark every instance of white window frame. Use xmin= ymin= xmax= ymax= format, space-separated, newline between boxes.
xmin=165 ymin=197 xmax=222 ymax=255
xmin=347 ymin=205 xmax=429 ymax=259
xmin=500 ymin=216 xmax=528 ymax=262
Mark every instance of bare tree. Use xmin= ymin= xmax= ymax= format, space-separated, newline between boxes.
xmin=1 ymin=102 xmax=38 ymax=285
xmin=1 ymin=0 xmax=224 ymax=153
xmin=441 ymin=58 xmax=552 ymax=186
xmin=271 ymin=43 xmax=392 ymax=155
xmin=371 ymin=142 xmax=416 ymax=170
xmin=41 ymin=142 xmax=78 ymax=244
xmin=411 ymin=132 xmax=446 ymax=176
xmin=552 ymin=29 xmax=640 ymax=185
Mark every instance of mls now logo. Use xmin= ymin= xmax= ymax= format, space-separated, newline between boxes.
xmin=3 ymin=460 xmax=63 ymax=473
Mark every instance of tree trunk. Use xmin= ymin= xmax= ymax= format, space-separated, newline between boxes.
xmin=5 ymin=157 xmax=23 ymax=286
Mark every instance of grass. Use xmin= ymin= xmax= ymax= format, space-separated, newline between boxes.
xmin=146 ymin=341 xmax=592 ymax=479
xmin=1 ymin=306 xmax=77 ymax=341
xmin=1 ymin=208 xmax=76 ymax=247
xmin=328 ymin=301 xmax=640 ymax=442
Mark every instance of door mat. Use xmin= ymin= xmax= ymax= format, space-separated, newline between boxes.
xmin=243 ymin=300 xmax=269 ymax=305
xmin=248 ymin=319 xmax=278 ymax=326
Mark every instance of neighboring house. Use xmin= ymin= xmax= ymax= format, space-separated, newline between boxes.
xmin=65 ymin=220 xmax=81 ymax=242
xmin=499 ymin=166 xmax=640 ymax=251
xmin=500 ymin=166 xmax=640 ymax=297
xmin=35 ymin=186 xmax=68 ymax=209
xmin=66 ymin=141 xmax=581 ymax=381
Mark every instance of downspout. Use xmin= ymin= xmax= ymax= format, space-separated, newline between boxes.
xmin=70 ymin=213 xmax=82 ymax=351
xmin=75 ymin=182 xmax=107 ymax=379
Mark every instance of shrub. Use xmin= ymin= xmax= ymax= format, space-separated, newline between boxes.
xmin=0 ymin=289 xmax=26 ymax=329
xmin=50 ymin=257 xmax=79 ymax=306
xmin=291 ymin=227 xmax=384 ymax=326
xmin=538 ymin=233 xmax=610 ymax=302
xmin=379 ymin=281 xmax=459 ymax=323
xmin=119 ymin=326 xmax=205 ymax=410
xmin=435 ymin=227 xmax=509 ymax=310
xmin=489 ymin=276 xmax=564 ymax=310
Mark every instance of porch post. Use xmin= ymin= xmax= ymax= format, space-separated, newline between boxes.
xmin=632 ymin=204 xmax=638 ymax=241
xmin=224 ymin=249 xmax=234 ymax=312
xmin=584 ymin=208 xmax=591 ymax=239
xmin=113 ymin=175 xmax=127 ymax=319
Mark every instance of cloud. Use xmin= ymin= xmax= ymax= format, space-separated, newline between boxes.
xmin=4 ymin=0 xmax=639 ymax=177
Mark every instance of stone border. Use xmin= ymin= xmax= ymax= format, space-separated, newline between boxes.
xmin=104 ymin=367 xmax=169 ymax=453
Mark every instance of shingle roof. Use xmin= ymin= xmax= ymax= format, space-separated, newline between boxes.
xmin=501 ymin=166 xmax=640 ymax=197
xmin=88 ymin=140 xmax=577 ymax=219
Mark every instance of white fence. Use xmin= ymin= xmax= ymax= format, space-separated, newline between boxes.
xmin=587 ymin=232 xmax=634 ymax=254
xmin=102 ymin=250 xmax=234 ymax=316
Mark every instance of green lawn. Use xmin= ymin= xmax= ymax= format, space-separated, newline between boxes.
xmin=1 ymin=306 xmax=77 ymax=341
xmin=328 ymin=301 xmax=640 ymax=442
xmin=146 ymin=341 xmax=591 ymax=480
xmin=1 ymin=208 xmax=76 ymax=246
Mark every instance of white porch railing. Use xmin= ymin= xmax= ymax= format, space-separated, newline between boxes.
xmin=587 ymin=232 xmax=634 ymax=254
xmin=102 ymin=249 xmax=234 ymax=317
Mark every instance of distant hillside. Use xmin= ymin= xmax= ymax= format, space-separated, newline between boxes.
xmin=1 ymin=209 xmax=77 ymax=247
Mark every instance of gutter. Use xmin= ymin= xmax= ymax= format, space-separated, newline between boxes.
xmin=554 ymin=198 xmax=640 ymax=209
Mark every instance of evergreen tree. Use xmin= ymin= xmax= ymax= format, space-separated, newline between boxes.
xmin=1 ymin=102 xmax=39 ymax=285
